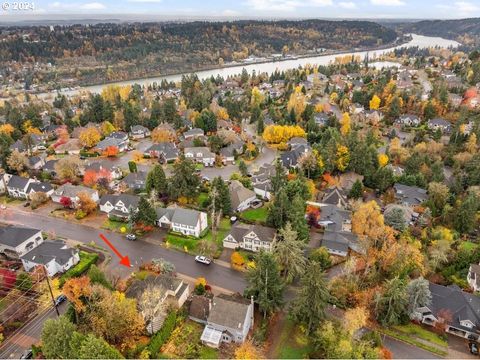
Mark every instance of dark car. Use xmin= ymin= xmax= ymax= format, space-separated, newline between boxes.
xmin=469 ymin=342 xmax=479 ymax=355
xmin=126 ymin=233 xmax=137 ymax=241
xmin=54 ymin=294 xmax=67 ymax=306
xmin=20 ymin=349 xmax=33 ymax=359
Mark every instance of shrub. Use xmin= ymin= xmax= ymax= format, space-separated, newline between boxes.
xmin=147 ymin=311 xmax=177 ymax=357
xmin=59 ymin=251 xmax=99 ymax=287
xmin=74 ymin=209 xmax=87 ymax=219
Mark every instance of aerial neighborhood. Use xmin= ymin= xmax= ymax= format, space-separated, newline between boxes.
xmin=1 ymin=16 xmax=480 ymax=360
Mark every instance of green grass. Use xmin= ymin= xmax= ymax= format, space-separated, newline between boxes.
xmin=393 ymin=323 xmax=448 ymax=348
xmin=380 ymin=328 xmax=448 ymax=357
xmin=165 ymin=234 xmax=198 ymax=252
xmin=240 ymin=206 xmax=268 ymax=223
xmin=198 ymin=347 xmax=218 ymax=359
xmin=101 ymin=219 xmax=127 ymax=232
xmin=460 ymin=241 xmax=479 ymax=251
xmin=196 ymin=192 xmax=209 ymax=209
xmin=273 ymin=319 xmax=312 ymax=359
xmin=59 ymin=251 xmax=99 ymax=286
xmin=195 ymin=163 xmax=204 ymax=170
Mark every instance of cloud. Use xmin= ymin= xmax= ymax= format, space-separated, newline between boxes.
xmin=455 ymin=1 xmax=480 ymax=13
xmin=222 ymin=9 xmax=241 ymax=16
xmin=79 ymin=2 xmax=106 ymax=9
xmin=245 ymin=0 xmax=332 ymax=12
xmin=370 ymin=0 xmax=405 ymax=6
xmin=339 ymin=1 xmax=356 ymax=9
xmin=435 ymin=1 xmax=479 ymax=16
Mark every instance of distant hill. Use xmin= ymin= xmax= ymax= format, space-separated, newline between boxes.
xmin=390 ymin=18 xmax=480 ymax=45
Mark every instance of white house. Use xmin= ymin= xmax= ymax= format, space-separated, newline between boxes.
xmin=199 ymin=294 xmax=254 ymax=348
xmin=0 ymin=226 xmax=44 ymax=258
xmin=229 ymin=180 xmax=257 ymax=212
xmin=6 ymin=175 xmax=35 ymax=199
xmin=21 ymin=240 xmax=80 ymax=277
xmin=223 ymin=224 xmax=275 ymax=252
xmin=51 ymin=183 xmax=99 ymax=207
xmin=156 ymin=207 xmax=208 ymax=238
xmin=184 ymin=147 xmax=215 ymax=167
xmin=99 ymin=194 xmax=140 ymax=220
xmin=468 ymin=264 xmax=480 ymax=292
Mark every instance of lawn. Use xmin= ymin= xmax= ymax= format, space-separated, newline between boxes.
xmin=101 ymin=218 xmax=128 ymax=232
xmin=196 ymin=192 xmax=209 ymax=209
xmin=240 ymin=206 xmax=268 ymax=224
xmin=59 ymin=251 xmax=99 ymax=286
xmin=460 ymin=241 xmax=479 ymax=252
xmin=272 ymin=318 xmax=312 ymax=359
xmin=380 ymin=328 xmax=448 ymax=357
xmin=392 ymin=323 xmax=448 ymax=348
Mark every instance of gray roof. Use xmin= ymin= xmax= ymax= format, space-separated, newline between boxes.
xmin=7 ymin=175 xmax=31 ymax=190
xmin=207 ymin=294 xmax=251 ymax=330
xmin=171 ymin=208 xmax=204 ymax=227
xmin=226 ymin=223 xmax=276 ymax=243
xmin=318 ymin=205 xmax=352 ymax=232
xmin=85 ymin=161 xmax=120 ymax=172
xmin=122 ymin=171 xmax=147 ymax=189
xmin=156 ymin=208 xmax=175 ymax=221
xmin=125 ymin=274 xmax=182 ymax=300
xmin=394 ymin=183 xmax=428 ymax=206
xmin=0 ymin=226 xmax=42 ymax=248
xmin=321 ymin=187 xmax=348 ymax=208
xmin=107 ymin=131 xmax=128 ymax=140
xmin=42 ymin=159 xmax=58 ymax=173
xmin=20 ymin=240 xmax=77 ymax=266
xmin=54 ymin=183 xmax=97 ymax=198
xmin=428 ymin=118 xmax=451 ymax=127
xmin=184 ymin=128 xmax=204 ymax=137
xmin=99 ymin=194 xmax=140 ymax=209
xmin=27 ymin=181 xmax=53 ymax=194
xmin=287 ymin=137 xmax=308 ymax=147
xmin=322 ymin=229 xmax=358 ymax=254
xmin=95 ymin=137 xmax=123 ymax=150
xmin=229 ymin=180 xmax=256 ymax=210
xmin=280 ymin=145 xmax=310 ymax=168
xmin=189 ymin=295 xmax=211 ymax=322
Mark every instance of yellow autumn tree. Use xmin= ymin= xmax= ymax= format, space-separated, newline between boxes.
xmin=262 ymin=125 xmax=306 ymax=144
xmin=79 ymin=127 xmax=101 ymax=148
xmin=101 ymin=85 xmax=121 ymax=103
xmin=0 ymin=124 xmax=15 ymax=135
xmin=119 ymin=85 xmax=132 ymax=101
xmin=251 ymin=86 xmax=265 ymax=107
xmin=287 ymin=86 xmax=306 ymax=121
xmin=336 ymin=145 xmax=350 ymax=172
xmin=352 ymin=201 xmax=386 ymax=241
xmin=314 ymin=103 xmax=324 ymax=113
xmin=235 ymin=340 xmax=263 ymax=359
xmin=466 ymin=133 xmax=477 ymax=154
xmin=339 ymin=113 xmax=351 ymax=136
xmin=369 ymin=95 xmax=381 ymax=110
xmin=343 ymin=307 xmax=368 ymax=335
xmin=329 ymin=92 xmax=338 ymax=104
xmin=101 ymin=121 xmax=116 ymax=136
xmin=22 ymin=120 xmax=41 ymax=135
xmin=378 ymin=153 xmax=389 ymax=167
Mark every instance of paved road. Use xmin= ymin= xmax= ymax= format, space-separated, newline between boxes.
xmin=383 ymin=335 xmax=439 ymax=359
xmin=0 ymin=301 xmax=68 ymax=359
xmin=0 ymin=209 xmax=247 ymax=294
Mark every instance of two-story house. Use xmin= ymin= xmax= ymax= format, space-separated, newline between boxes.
xmin=229 ymin=180 xmax=257 ymax=212
xmin=144 ymin=143 xmax=179 ymax=163
xmin=0 ymin=226 xmax=44 ymax=258
xmin=223 ymin=224 xmax=275 ymax=252
xmin=198 ymin=294 xmax=254 ymax=348
xmin=6 ymin=175 xmax=35 ymax=199
xmin=468 ymin=263 xmax=480 ymax=292
xmin=122 ymin=171 xmax=147 ymax=191
xmin=183 ymin=128 xmax=205 ymax=140
xmin=99 ymin=194 xmax=140 ymax=220
xmin=51 ymin=183 xmax=99 ymax=207
xmin=85 ymin=161 xmax=123 ymax=180
xmin=130 ymin=125 xmax=151 ymax=139
xmin=427 ymin=118 xmax=452 ymax=134
xmin=156 ymin=207 xmax=208 ymax=238
xmin=184 ymin=147 xmax=215 ymax=167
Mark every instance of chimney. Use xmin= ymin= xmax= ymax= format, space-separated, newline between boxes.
xmin=250 ymin=295 xmax=254 ymax=328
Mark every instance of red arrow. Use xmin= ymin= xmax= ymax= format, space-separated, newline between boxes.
xmin=99 ymin=233 xmax=131 ymax=268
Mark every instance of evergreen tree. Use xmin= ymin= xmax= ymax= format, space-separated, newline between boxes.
xmin=348 ymin=179 xmax=363 ymax=199
xmin=290 ymin=261 xmax=330 ymax=335
xmin=168 ymin=156 xmax=200 ymax=200
xmin=272 ymin=222 xmax=306 ymax=283
xmin=128 ymin=161 xmax=137 ymax=173
xmin=244 ymin=251 xmax=284 ymax=318
xmin=41 ymin=316 xmax=76 ymax=359
xmin=267 ymin=188 xmax=289 ymax=229
xmin=209 ymin=177 xmax=231 ymax=216
xmin=196 ymin=110 xmax=217 ymax=133
xmin=270 ymin=161 xmax=286 ymax=195
xmin=454 ymin=193 xmax=478 ymax=234
xmin=257 ymin=115 xmax=264 ymax=135
xmin=145 ymin=164 xmax=167 ymax=195
xmin=289 ymin=195 xmax=309 ymax=241
xmin=238 ymin=160 xmax=248 ymax=177
xmin=374 ymin=277 xmax=408 ymax=326
xmin=384 ymin=208 xmax=407 ymax=231
xmin=76 ymin=333 xmax=123 ymax=359
xmin=406 ymin=277 xmax=431 ymax=320
xmin=134 ymin=197 xmax=158 ymax=226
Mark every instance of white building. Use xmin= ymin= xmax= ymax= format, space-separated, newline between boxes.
xmin=0 ymin=226 xmax=44 ymax=258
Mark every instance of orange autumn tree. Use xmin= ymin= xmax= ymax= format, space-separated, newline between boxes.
xmin=63 ymin=276 xmax=92 ymax=313
xmin=103 ymin=146 xmax=119 ymax=157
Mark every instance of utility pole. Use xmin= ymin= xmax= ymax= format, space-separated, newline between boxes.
xmin=43 ymin=265 xmax=59 ymax=317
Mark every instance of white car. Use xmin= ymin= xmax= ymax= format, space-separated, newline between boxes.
xmin=195 ymin=255 xmax=212 ymax=265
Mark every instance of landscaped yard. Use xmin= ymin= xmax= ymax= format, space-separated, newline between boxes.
xmin=196 ymin=192 xmax=209 ymax=209
xmin=392 ymin=323 xmax=448 ymax=348
xmin=270 ymin=318 xmax=312 ymax=359
xmin=459 ymin=241 xmax=479 ymax=252
xmin=101 ymin=218 xmax=128 ymax=232
xmin=165 ymin=218 xmax=231 ymax=256
xmin=59 ymin=251 xmax=99 ymax=286
xmin=240 ymin=206 xmax=268 ymax=224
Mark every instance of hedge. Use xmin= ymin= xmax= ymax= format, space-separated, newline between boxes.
xmin=59 ymin=251 xmax=99 ymax=287
xmin=147 ymin=311 xmax=177 ymax=357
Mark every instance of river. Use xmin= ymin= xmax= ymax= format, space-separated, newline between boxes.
xmin=46 ymin=33 xmax=461 ymax=98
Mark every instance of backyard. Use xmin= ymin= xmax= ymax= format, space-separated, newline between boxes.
xmin=268 ymin=317 xmax=312 ymax=359
xmin=240 ymin=206 xmax=268 ymax=224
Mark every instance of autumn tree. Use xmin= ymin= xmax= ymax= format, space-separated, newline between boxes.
xmin=235 ymin=339 xmax=263 ymax=359
xmin=63 ymin=276 xmax=93 ymax=314
xmin=244 ymin=251 xmax=284 ymax=318
xmin=287 ymin=86 xmax=306 ymax=122
xmin=339 ymin=113 xmax=351 ymax=136
xmin=77 ymin=192 xmax=97 ymax=215
xmin=262 ymin=125 xmax=306 ymax=145
xmin=343 ymin=307 xmax=368 ymax=335
xmin=151 ymin=127 xmax=176 ymax=143
xmin=427 ymin=182 xmax=449 ymax=216
xmin=55 ymin=156 xmax=81 ymax=182
xmin=138 ymin=284 xmax=167 ymax=334
xmin=336 ymin=145 xmax=350 ymax=172
xmin=369 ymin=94 xmax=381 ymax=110
xmin=7 ymin=150 xmax=28 ymax=173
xmin=103 ymin=145 xmax=119 ymax=157
xmin=79 ymin=127 xmax=101 ymax=148
xmin=378 ymin=153 xmax=389 ymax=167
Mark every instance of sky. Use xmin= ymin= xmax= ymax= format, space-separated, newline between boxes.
xmin=2 ymin=0 xmax=480 ymax=19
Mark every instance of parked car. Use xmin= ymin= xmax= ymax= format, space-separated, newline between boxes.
xmin=469 ymin=342 xmax=479 ymax=355
xmin=195 ymin=255 xmax=212 ymax=265
xmin=54 ymin=294 xmax=67 ymax=306
xmin=20 ymin=349 xmax=33 ymax=359
xmin=126 ymin=233 xmax=137 ymax=241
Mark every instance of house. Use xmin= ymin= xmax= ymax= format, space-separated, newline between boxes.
xmin=41 ymin=159 xmax=58 ymax=177
xmin=54 ymin=139 xmax=82 ymax=155
xmin=220 ymin=146 xmax=235 ymax=165
xmin=130 ymin=125 xmax=151 ymax=139
xmin=223 ymin=223 xmax=275 ymax=252
xmin=396 ymin=114 xmax=421 ymax=127
xmin=184 ymin=147 xmax=215 ymax=167
xmin=251 ymin=163 xmax=284 ymax=200
xmin=157 ymin=207 xmax=208 ymax=238
xmin=287 ymin=137 xmax=308 ymax=149
xmin=0 ymin=226 xmax=44 ymax=258
xmin=428 ymin=118 xmax=452 ymax=133
xmin=52 ymin=183 xmax=99 ymax=207
xmin=9 ymin=134 xmax=46 ymax=154
xmin=351 ymin=103 xmax=365 ymax=114
xmin=122 ymin=171 xmax=147 ymax=191
xmin=144 ymin=143 xmax=179 ymax=163
xmin=108 ymin=131 xmax=129 ymax=143
xmin=85 ymin=161 xmax=123 ymax=180
xmin=414 ymin=283 xmax=480 ymax=341
xmin=394 ymin=183 xmax=428 ymax=207
xmin=217 ymin=120 xmax=234 ymax=131
xmin=338 ymin=172 xmax=364 ymax=192
xmin=184 ymin=128 xmax=205 ymax=140
xmin=322 ymin=230 xmax=359 ymax=257
xmin=126 ymin=274 xmax=190 ymax=334
xmin=95 ymin=137 xmax=128 ymax=153
xmin=468 ymin=264 xmax=480 ymax=292
xmin=6 ymin=175 xmax=35 ymax=199
xmin=99 ymin=194 xmax=140 ymax=220
xmin=314 ymin=113 xmax=329 ymax=127
xmin=280 ymin=145 xmax=311 ymax=169
xmin=21 ymin=240 xmax=80 ymax=277
xmin=199 ymin=294 xmax=254 ymax=348
xmin=27 ymin=155 xmax=46 ymax=170
xmin=27 ymin=181 xmax=54 ymax=199
xmin=320 ymin=187 xmax=348 ymax=209
xmin=229 ymin=180 xmax=257 ymax=212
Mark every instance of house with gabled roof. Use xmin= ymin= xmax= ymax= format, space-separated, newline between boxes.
xmin=184 ymin=147 xmax=215 ymax=167
xmin=468 ymin=264 xmax=480 ymax=292
xmin=156 ymin=207 xmax=208 ymax=238
xmin=280 ymin=145 xmax=311 ymax=169
xmin=144 ymin=142 xmax=179 ymax=163
xmin=51 ymin=183 xmax=99 ymax=207
xmin=6 ymin=175 xmax=36 ymax=199
xmin=122 ymin=171 xmax=147 ymax=191
xmin=223 ymin=223 xmax=275 ymax=252
xmin=184 ymin=128 xmax=205 ymax=140
xmin=394 ymin=183 xmax=428 ymax=207
xmin=130 ymin=125 xmax=151 ymax=139
xmin=428 ymin=118 xmax=452 ymax=133
xmin=85 ymin=161 xmax=123 ymax=180
xmin=229 ymin=180 xmax=257 ymax=212
xmin=99 ymin=194 xmax=140 ymax=220
xmin=320 ymin=186 xmax=348 ymax=209
xmin=0 ymin=226 xmax=44 ymax=258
